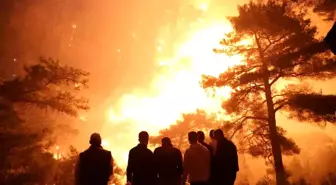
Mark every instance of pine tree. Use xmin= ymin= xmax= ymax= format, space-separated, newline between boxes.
xmin=201 ymin=1 xmax=335 ymax=184
xmin=0 ymin=57 xmax=89 ymax=184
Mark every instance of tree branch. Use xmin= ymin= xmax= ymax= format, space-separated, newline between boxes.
xmin=270 ymin=73 xmax=282 ymax=86
xmin=263 ymin=33 xmax=289 ymax=52
xmin=229 ymin=115 xmax=268 ymax=139
xmin=274 ymin=102 xmax=288 ymax=112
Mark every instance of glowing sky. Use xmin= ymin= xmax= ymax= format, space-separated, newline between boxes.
xmin=4 ymin=0 xmax=336 ymax=176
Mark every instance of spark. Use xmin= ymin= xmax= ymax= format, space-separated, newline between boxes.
xmin=74 ymin=83 xmax=80 ymax=88
xmin=131 ymin=33 xmax=136 ymax=38
xmin=117 ymin=49 xmax=121 ymax=53
xmin=69 ymin=23 xmax=77 ymax=47
xmin=79 ymin=116 xmax=86 ymax=122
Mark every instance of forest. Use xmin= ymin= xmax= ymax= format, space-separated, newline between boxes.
xmin=0 ymin=0 xmax=336 ymax=185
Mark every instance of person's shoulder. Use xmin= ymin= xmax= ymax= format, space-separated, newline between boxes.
xmin=184 ymin=147 xmax=191 ymax=154
xmin=228 ymin=140 xmax=237 ymax=147
xmin=145 ymin=147 xmax=153 ymax=154
xmin=203 ymin=142 xmax=212 ymax=150
xmin=154 ymin=146 xmax=163 ymax=152
xmin=173 ymin=147 xmax=181 ymax=153
xmin=79 ymin=151 xmax=85 ymax=157
xmin=198 ymin=143 xmax=208 ymax=150
xmin=100 ymin=148 xmax=112 ymax=154
xmin=129 ymin=145 xmax=138 ymax=153
xmin=80 ymin=148 xmax=90 ymax=155
xmin=229 ymin=141 xmax=237 ymax=151
xmin=205 ymin=142 xmax=212 ymax=148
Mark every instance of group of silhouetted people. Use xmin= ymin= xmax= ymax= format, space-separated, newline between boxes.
xmin=74 ymin=129 xmax=238 ymax=185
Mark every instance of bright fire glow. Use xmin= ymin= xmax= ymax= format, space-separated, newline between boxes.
xmin=107 ymin=24 xmax=242 ymax=132
xmin=100 ymin=3 xmax=246 ymax=168
xmin=53 ymin=145 xmax=62 ymax=160
xmin=102 ymin=24 xmax=244 ymax=167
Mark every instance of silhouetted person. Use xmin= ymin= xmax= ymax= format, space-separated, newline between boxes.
xmin=198 ymin=131 xmax=214 ymax=185
xmin=213 ymin=129 xmax=239 ymax=185
xmin=154 ymin=137 xmax=183 ymax=185
xmin=197 ymin=131 xmax=213 ymax=154
xmin=325 ymin=21 xmax=336 ymax=55
xmin=127 ymin=131 xmax=156 ymax=185
xmin=209 ymin=130 xmax=217 ymax=155
xmin=182 ymin=131 xmax=210 ymax=185
xmin=75 ymin=133 xmax=113 ymax=185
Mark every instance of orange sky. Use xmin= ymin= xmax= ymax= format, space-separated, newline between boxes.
xmin=5 ymin=0 xmax=336 ymax=182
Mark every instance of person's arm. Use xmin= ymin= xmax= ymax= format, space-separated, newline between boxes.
xmin=74 ymin=155 xmax=80 ymax=185
xmin=126 ymin=150 xmax=133 ymax=183
xmin=182 ymin=150 xmax=190 ymax=185
xmin=153 ymin=148 xmax=159 ymax=176
xmin=233 ymin=144 xmax=239 ymax=172
xmin=176 ymin=149 xmax=183 ymax=177
xmin=108 ymin=152 xmax=113 ymax=177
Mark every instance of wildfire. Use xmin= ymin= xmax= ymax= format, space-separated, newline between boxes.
xmin=106 ymin=24 xmax=242 ymax=130
xmin=100 ymin=2 xmax=245 ymax=168
xmin=53 ymin=145 xmax=63 ymax=160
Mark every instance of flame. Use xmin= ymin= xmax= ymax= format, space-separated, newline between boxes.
xmin=101 ymin=3 xmax=246 ymax=168
xmin=102 ymin=139 xmax=110 ymax=148
xmin=53 ymin=145 xmax=62 ymax=160
xmin=106 ymin=23 xmax=242 ymax=132
xmin=102 ymin=23 xmax=244 ymax=168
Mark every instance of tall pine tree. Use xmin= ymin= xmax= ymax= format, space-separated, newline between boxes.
xmin=201 ymin=1 xmax=336 ymax=184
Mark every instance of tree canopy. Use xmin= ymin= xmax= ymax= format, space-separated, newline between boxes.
xmin=297 ymin=0 xmax=336 ymax=21
xmin=0 ymin=58 xmax=89 ymax=184
xmin=0 ymin=57 xmax=89 ymax=116
xmin=201 ymin=0 xmax=335 ymax=184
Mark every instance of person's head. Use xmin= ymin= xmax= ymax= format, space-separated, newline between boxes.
xmin=138 ymin=131 xmax=149 ymax=146
xmin=188 ymin=131 xmax=198 ymax=144
xmin=161 ymin=137 xmax=172 ymax=147
xmin=214 ymin=129 xmax=225 ymax=141
xmin=209 ymin=129 xmax=215 ymax=140
xmin=197 ymin=131 xmax=205 ymax=143
xmin=89 ymin=133 xmax=102 ymax=147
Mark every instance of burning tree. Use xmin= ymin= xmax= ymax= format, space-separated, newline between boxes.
xmin=0 ymin=58 xmax=89 ymax=184
xmin=201 ymin=1 xmax=336 ymax=184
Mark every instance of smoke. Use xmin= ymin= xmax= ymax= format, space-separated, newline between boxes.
xmin=4 ymin=0 xmax=336 ymax=184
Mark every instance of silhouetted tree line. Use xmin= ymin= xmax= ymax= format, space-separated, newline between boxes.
xmin=0 ymin=0 xmax=335 ymax=185
xmin=0 ymin=58 xmax=88 ymax=184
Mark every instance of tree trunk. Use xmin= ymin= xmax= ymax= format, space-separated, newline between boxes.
xmin=255 ymin=33 xmax=288 ymax=185
xmin=264 ymin=75 xmax=288 ymax=185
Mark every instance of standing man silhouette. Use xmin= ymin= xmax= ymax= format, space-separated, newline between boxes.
xmin=198 ymin=131 xmax=214 ymax=185
xmin=213 ymin=129 xmax=239 ymax=185
xmin=127 ymin=131 xmax=156 ymax=185
xmin=75 ymin=133 xmax=113 ymax=185
xmin=154 ymin=137 xmax=183 ymax=185
xmin=209 ymin=130 xmax=217 ymax=155
xmin=325 ymin=21 xmax=336 ymax=55
xmin=182 ymin=131 xmax=210 ymax=185
xmin=197 ymin=131 xmax=213 ymax=154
